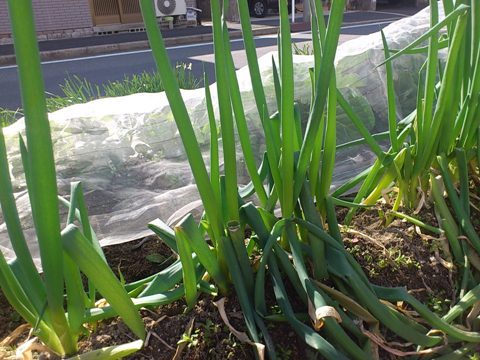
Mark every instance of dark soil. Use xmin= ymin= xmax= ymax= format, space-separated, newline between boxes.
xmin=342 ymin=206 xmax=454 ymax=306
xmin=0 ymin=205 xmax=457 ymax=359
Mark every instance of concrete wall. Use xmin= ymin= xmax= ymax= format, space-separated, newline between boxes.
xmin=0 ymin=0 xmax=93 ymax=36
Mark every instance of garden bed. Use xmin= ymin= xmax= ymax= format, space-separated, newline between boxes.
xmin=0 ymin=203 xmax=459 ymax=359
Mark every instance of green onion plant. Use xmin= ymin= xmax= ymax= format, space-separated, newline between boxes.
xmin=0 ymin=0 xmax=145 ymax=357
xmin=139 ymin=0 xmax=480 ymax=358
xmin=339 ymin=0 xmax=480 ymax=296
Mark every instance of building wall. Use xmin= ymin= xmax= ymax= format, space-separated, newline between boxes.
xmin=0 ymin=0 xmax=93 ymax=36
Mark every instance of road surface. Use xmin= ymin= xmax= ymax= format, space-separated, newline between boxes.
xmin=0 ymin=12 xmax=408 ymax=110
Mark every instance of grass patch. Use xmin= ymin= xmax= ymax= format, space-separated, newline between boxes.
xmin=1 ymin=63 xmax=201 ymax=127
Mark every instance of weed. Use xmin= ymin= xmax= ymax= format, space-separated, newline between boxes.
xmin=293 ymin=42 xmax=313 ymax=55
xmin=201 ymin=319 xmax=221 ymax=346
xmin=178 ymin=330 xmax=199 ymax=348
xmin=0 ymin=108 xmax=22 ymax=127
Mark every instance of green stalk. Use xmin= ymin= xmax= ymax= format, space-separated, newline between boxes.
xmin=379 ymin=4 xmax=469 ymax=66
xmin=204 ymin=73 xmax=221 ymax=208
xmin=237 ymin=0 xmax=282 ymax=197
xmin=307 ymin=0 xmax=327 ymax=195
xmin=0 ymin=255 xmax=62 ymax=353
xmin=212 ymin=0 xmax=239 ymax=222
xmin=336 ymin=91 xmax=383 ymax=157
xmin=174 ymin=226 xmax=198 ymax=310
xmin=388 ymin=210 xmax=443 ymax=235
xmin=317 ymin=75 xmax=337 ymax=213
xmin=278 ymin=0 xmax=295 ymax=217
xmin=293 ymin=0 xmax=345 ymax=201
xmin=285 ymin=223 xmax=367 ymax=359
xmin=228 ymin=221 xmax=254 ymax=295
xmin=62 ymin=225 xmax=145 ymax=340
xmin=299 ymin=180 xmax=327 ymax=278
xmin=437 ymin=155 xmax=480 ymax=253
xmin=430 ymin=175 xmax=464 ymax=266
xmin=67 ymin=340 xmax=143 ymax=360
xmin=0 ymin=129 xmax=45 ymax=313
xmin=139 ymin=0 xmax=223 ymax=242
xmin=420 ymin=0 xmax=438 ymax=144
xmin=413 ymin=10 xmax=469 ymax=175
xmin=381 ymin=30 xmax=399 ymax=153
xmin=222 ymin=23 xmax=268 ymax=206
xmin=175 ymin=215 xmax=228 ymax=294
xmin=373 ymin=284 xmax=480 ymax=343
xmin=268 ymin=256 xmax=347 ymax=360
xmin=7 ymin=0 xmax=75 ymax=353
xmin=86 ymin=287 xmax=185 ymax=322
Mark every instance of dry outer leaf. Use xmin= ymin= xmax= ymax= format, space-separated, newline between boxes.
xmin=314 ymin=281 xmax=379 ymax=327
xmin=307 ymin=301 xmax=341 ymax=330
xmin=0 ymin=324 xmax=30 ymax=347
xmin=15 ymin=337 xmax=51 ymax=360
xmin=362 ymin=329 xmax=446 ymax=357
xmin=414 ymin=185 xmax=426 ymax=214
xmin=466 ymin=302 xmax=480 ymax=330
xmin=214 ymin=298 xmax=265 ymax=360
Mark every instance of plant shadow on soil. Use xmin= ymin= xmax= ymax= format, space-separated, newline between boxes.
xmin=0 ymin=204 xmax=456 ymax=359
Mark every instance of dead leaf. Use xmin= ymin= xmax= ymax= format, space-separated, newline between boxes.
xmin=362 ymin=329 xmax=446 ymax=357
xmin=0 ymin=324 xmax=30 ymax=347
xmin=214 ymin=298 xmax=265 ymax=360
xmin=15 ymin=338 xmax=51 ymax=360
xmin=466 ymin=302 xmax=480 ymax=330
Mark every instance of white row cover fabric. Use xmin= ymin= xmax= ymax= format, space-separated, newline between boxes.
xmin=0 ymin=4 xmax=444 ymax=267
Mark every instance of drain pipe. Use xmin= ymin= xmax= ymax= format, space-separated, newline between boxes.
xmin=291 ymin=0 xmax=295 ymax=23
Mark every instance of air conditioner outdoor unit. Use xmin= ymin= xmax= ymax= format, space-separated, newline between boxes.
xmin=155 ymin=0 xmax=187 ymax=17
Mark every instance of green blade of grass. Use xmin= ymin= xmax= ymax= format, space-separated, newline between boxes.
xmin=285 ymin=222 xmax=367 ymax=359
xmin=420 ymin=0 xmax=439 ymax=145
xmin=237 ymin=1 xmax=282 ymax=201
xmin=299 ymin=180 xmax=327 ymax=278
xmin=373 ymin=284 xmax=480 ymax=343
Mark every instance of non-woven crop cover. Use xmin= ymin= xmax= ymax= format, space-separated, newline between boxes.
xmin=0 ymin=4 xmax=444 ymax=268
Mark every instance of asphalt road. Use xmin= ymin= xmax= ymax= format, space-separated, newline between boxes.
xmin=0 ymin=13 xmax=408 ymax=110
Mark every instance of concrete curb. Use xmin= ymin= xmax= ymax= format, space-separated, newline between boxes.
xmin=0 ymin=26 xmax=279 ymax=66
